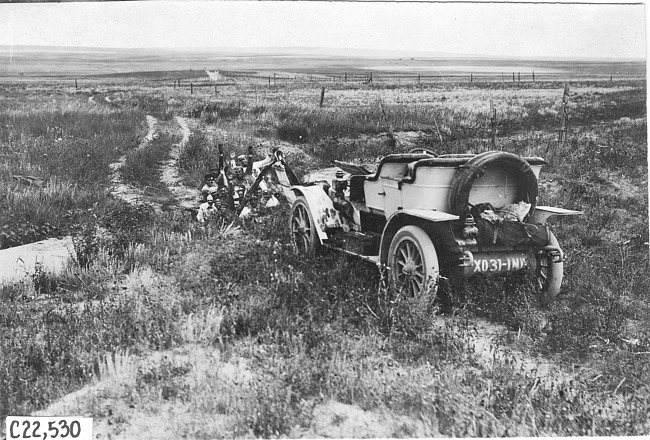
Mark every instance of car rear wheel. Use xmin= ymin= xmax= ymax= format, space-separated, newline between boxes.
xmin=537 ymin=231 xmax=563 ymax=304
xmin=289 ymin=196 xmax=319 ymax=254
xmin=388 ymin=225 xmax=440 ymax=297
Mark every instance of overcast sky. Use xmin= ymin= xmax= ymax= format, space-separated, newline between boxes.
xmin=0 ymin=1 xmax=646 ymax=59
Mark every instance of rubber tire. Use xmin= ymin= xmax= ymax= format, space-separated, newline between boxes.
xmin=448 ymin=151 xmax=538 ymax=217
xmin=388 ymin=225 xmax=440 ymax=298
xmin=289 ymin=196 xmax=319 ymax=254
xmin=538 ymin=231 xmax=563 ymax=304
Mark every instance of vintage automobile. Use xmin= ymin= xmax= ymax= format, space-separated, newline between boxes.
xmin=244 ymin=148 xmax=581 ymax=303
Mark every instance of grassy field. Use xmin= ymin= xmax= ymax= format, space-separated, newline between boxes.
xmin=0 ymin=68 xmax=647 ymax=437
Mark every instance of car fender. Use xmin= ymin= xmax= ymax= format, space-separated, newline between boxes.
xmin=379 ymin=209 xmax=459 ymax=265
xmin=291 ymin=185 xmax=343 ymax=242
xmin=529 ymin=206 xmax=583 ymax=225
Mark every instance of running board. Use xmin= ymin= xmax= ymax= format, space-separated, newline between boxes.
xmin=321 ymin=243 xmax=380 ymax=265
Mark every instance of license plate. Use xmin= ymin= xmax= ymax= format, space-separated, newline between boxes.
xmin=472 ymin=256 xmax=529 ymax=273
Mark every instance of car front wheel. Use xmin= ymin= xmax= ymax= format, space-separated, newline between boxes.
xmin=289 ymin=196 xmax=319 ymax=254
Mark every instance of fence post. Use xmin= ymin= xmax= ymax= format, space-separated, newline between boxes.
xmin=319 ymin=86 xmax=325 ymax=107
xmin=75 ymin=79 xmax=78 ymax=89
xmin=344 ymin=72 xmax=347 ymax=82
xmin=513 ymin=72 xmax=515 ymax=82
xmin=190 ymin=83 xmax=193 ymax=94
xmin=490 ymin=100 xmax=497 ymax=148
xmin=470 ymin=74 xmax=473 ymax=83
xmin=532 ymin=71 xmax=535 ymax=82
xmin=518 ymin=72 xmax=521 ymax=82
xmin=558 ymin=84 xmax=570 ymax=144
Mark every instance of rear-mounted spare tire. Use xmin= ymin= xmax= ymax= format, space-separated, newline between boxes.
xmin=448 ymin=151 xmax=539 ymax=217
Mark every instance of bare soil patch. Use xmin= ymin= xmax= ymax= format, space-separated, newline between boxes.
xmin=0 ymin=236 xmax=73 ymax=285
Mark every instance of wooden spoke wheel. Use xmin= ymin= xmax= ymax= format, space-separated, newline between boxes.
xmin=388 ymin=225 xmax=440 ymax=297
xmin=289 ymin=196 xmax=319 ymax=254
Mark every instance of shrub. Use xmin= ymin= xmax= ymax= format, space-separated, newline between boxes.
xmin=31 ymin=262 xmax=58 ymax=296
xmin=277 ymin=121 xmax=310 ymax=143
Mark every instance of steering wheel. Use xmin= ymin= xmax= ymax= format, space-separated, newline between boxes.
xmin=408 ymin=148 xmax=438 ymax=157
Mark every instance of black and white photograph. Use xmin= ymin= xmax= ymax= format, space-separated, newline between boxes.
xmin=0 ymin=1 xmax=647 ymax=438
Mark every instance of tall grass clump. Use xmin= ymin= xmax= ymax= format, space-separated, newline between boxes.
xmin=127 ymin=91 xmax=175 ymax=121
xmin=121 ymin=132 xmax=174 ymax=190
xmin=0 ymin=178 xmax=100 ymax=248
xmin=201 ymin=100 xmax=246 ymax=123
xmin=177 ymin=130 xmax=250 ymax=186
xmin=275 ymin=104 xmax=389 ymax=143
xmin=0 ymin=96 xmax=143 ymax=144
xmin=177 ymin=131 xmax=216 ymax=175
xmin=544 ymin=123 xmax=648 ymax=179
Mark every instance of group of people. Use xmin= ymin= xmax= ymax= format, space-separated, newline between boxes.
xmin=196 ymin=145 xmax=281 ymax=223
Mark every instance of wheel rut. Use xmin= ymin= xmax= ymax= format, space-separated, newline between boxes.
xmin=109 ymin=115 xmax=160 ymax=208
xmin=160 ymin=116 xmax=201 ymax=209
xmin=109 ymin=115 xmax=200 ymax=211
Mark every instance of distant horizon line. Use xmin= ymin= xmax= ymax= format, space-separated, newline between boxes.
xmin=1 ymin=44 xmax=645 ymax=63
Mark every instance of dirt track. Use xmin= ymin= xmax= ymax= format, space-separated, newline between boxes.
xmin=110 ymin=115 xmax=200 ymax=210
xmin=160 ymin=116 xmax=201 ymax=209
xmin=109 ymin=115 xmax=159 ymax=207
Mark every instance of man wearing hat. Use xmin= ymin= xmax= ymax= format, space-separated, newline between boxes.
xmin=197 ymin=194 xmax=218 ymax=223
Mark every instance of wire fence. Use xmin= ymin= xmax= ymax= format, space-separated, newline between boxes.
xmin=67 ymin=68 xmax=645 ymax=94
xmin=168 ymin=70 xmax=644 ymax=92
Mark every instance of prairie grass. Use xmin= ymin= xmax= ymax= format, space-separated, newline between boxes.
xmin=0 ymin=75 xmax=647 ymax=436
xmin=0 ymin=87 xmax=149 ymax=247
xmin=177 ymin=130 xmax=218 ymax=185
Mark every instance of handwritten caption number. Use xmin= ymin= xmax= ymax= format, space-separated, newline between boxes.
xmin=6 ymin=417 xmax=90 ymax=440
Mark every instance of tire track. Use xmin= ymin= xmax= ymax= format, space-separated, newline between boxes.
xmin=160 ymin=116 xmax=201 ymax=209
xmin=432 ymin=315 xmax=577 ymax=387
xmin=109 ymin=115 xmax=160 ymax=208
xmin=109 ymin=115 xmax=200 ymax=211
